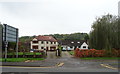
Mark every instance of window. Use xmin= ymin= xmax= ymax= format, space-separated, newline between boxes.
xmin=77 ymin=42 xmax=80 ymax=43
xmin=83 ymin=46 xmax=86 ymax=48
xmin=70 ymin=46 xmax=73 ymax=48
xmin=53 ymin=42 xmax=54 ymax=44
xmin=51 ymin=42 xmax=52 ymax=44
xmin=32 ymin=45 xmax=38 ymax=49
xmin=41 ymin=41 xmax=44 ymax=44
xmin=32 ymin=41 xmax=38 ymax=43
xmin=78 ymin=46 xmax=81 ymax=48
xmin=41 ymin=47 xmax=44 ymax=49
xmin=56 ymin=42 xmax=58 ymax=44
xmin=46 ymin=41 xmax=49 ymax=44
xmin=71 ymin=42 xmax=74 ymax=43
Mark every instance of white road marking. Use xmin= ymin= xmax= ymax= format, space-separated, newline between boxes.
xmin=100 ymin=64 xmax=118 ymax=70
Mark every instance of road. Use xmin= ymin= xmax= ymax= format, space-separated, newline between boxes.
xmin=1 ymin=51 xmax=119 ymax=72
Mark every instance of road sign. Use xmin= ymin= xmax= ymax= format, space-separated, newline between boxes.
xmin=2 ymin=24 xmax=19 ymax=59
xmin=3 ymin=24 xmax=18 ymax=42
xmin=118 ymin=1 xmax=120 ymax=16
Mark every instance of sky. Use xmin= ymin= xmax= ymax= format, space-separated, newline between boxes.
xmin=0 ymin=0 xmax=119 ymax=37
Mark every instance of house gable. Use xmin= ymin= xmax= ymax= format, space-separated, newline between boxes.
xmin=80 ymin=42 xmax=88 ymax=49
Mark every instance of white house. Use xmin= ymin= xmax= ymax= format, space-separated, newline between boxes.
xmin=59 ymin=40 xmax=89 ymax=50
xmin=31 ymin=35 xmax=58 ymax=51
xmin=80 ymin=42 xmax=88 ymax=49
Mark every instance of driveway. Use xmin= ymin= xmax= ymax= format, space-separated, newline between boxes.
xmin=46 ymin=51 xmax=118 ymax=69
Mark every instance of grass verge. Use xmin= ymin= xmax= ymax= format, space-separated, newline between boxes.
xmin=0 ymin=58 xmax=44 ymax=62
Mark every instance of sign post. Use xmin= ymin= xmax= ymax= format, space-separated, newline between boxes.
xmin=4 ymin=41 xmax=8 ymax=62
xmin=3 ymin=24 xmax=19 ymax=61
xmin=0 ymin=24 xmax=2 ymax=58
xmin=16 ymin=29 xmax=18 ymax=58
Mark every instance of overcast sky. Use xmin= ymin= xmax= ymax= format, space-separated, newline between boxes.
xmin=0 ymin=0 xmax=119 ymax=37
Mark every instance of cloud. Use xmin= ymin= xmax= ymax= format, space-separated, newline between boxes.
xmin=0 ymin=0 xmax=119 ymax=36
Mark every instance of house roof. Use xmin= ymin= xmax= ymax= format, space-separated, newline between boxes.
xmin=58 ymin=40 xmax=87 ymax=47
xmin=35 ymin=35 xmax=57 ymax=42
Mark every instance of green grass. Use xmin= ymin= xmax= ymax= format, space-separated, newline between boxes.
xmin=0 ymin=58 xmax=44 ymax=62
xmin=80 ymin=57 xmax=120 ymax=60
xmin=68 ymin=51 xmax=74 ymax=55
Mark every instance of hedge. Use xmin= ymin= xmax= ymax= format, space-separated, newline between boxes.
xmin=75 ymin=48 xmax=120 ymax=57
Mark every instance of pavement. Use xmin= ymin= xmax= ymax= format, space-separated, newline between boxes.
xmin=1 ymin=51 xmax=119 ymax=72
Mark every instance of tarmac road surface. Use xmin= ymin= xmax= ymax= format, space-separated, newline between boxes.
xmin=1 ymin=51 xmax=119 ymax=72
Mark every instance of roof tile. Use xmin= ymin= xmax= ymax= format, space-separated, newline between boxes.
xmin=35 ymin=35 xmax=57 ymax=42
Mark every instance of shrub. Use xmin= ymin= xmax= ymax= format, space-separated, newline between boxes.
xmin=74 ymin=48 xmax=119 ymax=57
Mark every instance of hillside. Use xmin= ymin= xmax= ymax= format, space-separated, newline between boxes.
xmin=19 ymin=32 xmax=89 ymax=42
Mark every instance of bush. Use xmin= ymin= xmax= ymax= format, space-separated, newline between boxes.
xmin=3 ymin=52 xmax=43 ymax=58
xmin=74 ymin=48 xmax=119 ymax=58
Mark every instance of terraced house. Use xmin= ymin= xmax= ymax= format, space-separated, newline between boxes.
xmin=31 ymin=35 xmax=58 ymax=51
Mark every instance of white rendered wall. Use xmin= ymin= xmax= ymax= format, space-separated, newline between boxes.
xmin=80 ymin=42 xmax=88 ymax=49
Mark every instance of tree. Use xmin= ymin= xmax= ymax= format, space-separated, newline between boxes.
xmin=89 ymin=14 xmax=119 ymax=51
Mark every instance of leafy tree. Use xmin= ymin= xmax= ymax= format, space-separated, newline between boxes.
xmin=89 ymin=14 xmax=119 ymax=51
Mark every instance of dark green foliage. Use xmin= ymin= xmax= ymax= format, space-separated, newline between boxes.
xmin=46 ymin=33 xmax=88 ymax=40
xmin=8 ymin=42 xmax=16 ymax=50
xmin=19 ymin=36 xmax=33 ymax=52
xmin=19 ymin=36 xmax=34 ymax=42
xmin=89 ymin=14 xmax=119 ymax=50
xmin=19 ymin=33 xmax=88 ymax=41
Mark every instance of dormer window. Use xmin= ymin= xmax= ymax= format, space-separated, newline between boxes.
xmin=53 ymin=42 xmax=54 ymax=44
